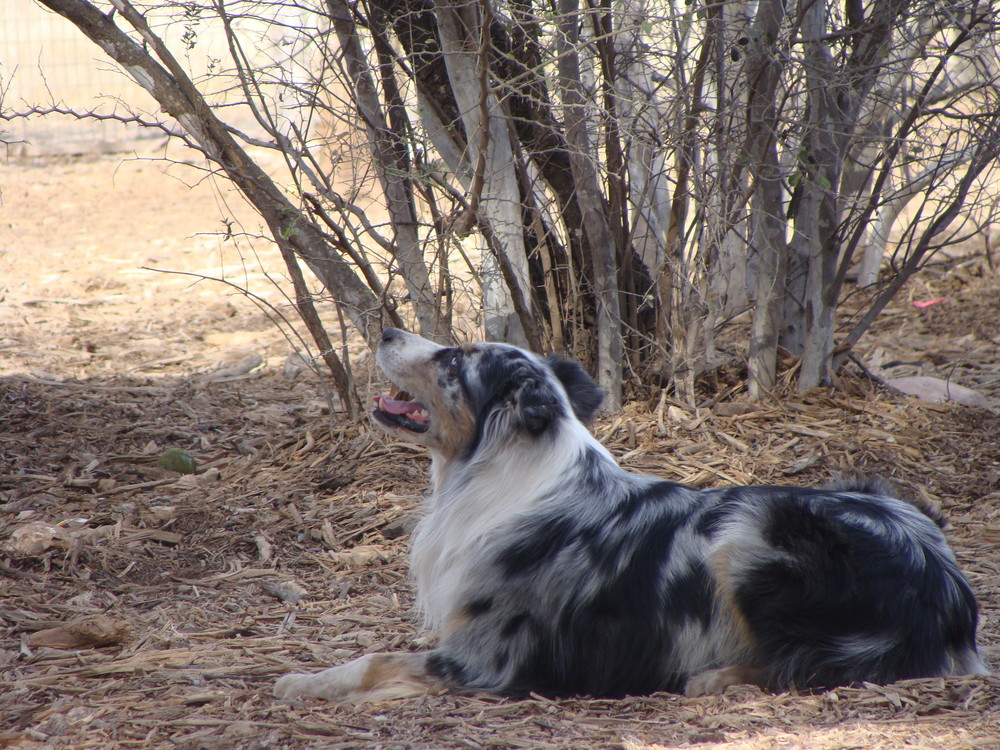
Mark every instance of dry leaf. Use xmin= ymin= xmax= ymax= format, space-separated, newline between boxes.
xmin=3 ymin=521 xmax=69 ymax=557
xmin=666 ymin=405 xmax=689 ymax=423
xmin=886 ymin=376 xmax=992 ymax=409
xmin=782 ymin=451 xmax=822 ymax=476
xmin=327 ymin=545 xmax=389 ymax=569
xmin=26 ymin=614 xmax=131 ymax=649
xmin=201 ymin=353 xmax=263 ymax=382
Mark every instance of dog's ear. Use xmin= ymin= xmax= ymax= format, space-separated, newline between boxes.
xmin=513 ymin=373 xmax=560 ymax=435
xmin=546 ymin=356 xmax=603 ymax=424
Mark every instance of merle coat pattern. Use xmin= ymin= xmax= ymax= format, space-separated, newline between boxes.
xmin=274 ymin=328 xmax=987 ymax=701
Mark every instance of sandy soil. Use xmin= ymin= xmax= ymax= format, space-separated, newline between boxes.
xmin=2 ymin=147 xmax=1000 ymax=749
xmin=0 ymin=145 xmax=315 ymax=381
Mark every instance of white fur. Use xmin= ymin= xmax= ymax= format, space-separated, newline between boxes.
xmin=413 ymin=419 xmax=599 ymax=633
xmin=274 ymin=655 xmax=375 ymax=700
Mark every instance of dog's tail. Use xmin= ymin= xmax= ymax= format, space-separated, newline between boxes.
xmin=731 ymin=486 xmax=984 ymax=689
xmin=828 ymin=474 xmax=945 ymax=528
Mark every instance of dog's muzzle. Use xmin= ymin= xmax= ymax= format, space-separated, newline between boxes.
xmin=372 ymin=328 xmax=438 ymax=434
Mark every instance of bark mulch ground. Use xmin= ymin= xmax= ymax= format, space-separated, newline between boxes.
xmin=3 ymin=364 xmax=999 ymax=749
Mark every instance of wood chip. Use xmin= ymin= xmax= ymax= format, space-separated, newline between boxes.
xmin=261 ymin=580 xmax=308 ymax=605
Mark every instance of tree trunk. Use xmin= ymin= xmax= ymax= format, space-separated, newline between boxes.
xmin=609 ymin=0 xmax=673 ymax=384
xmin=432 ymin=0 xmax=534 ymax=346
xmin=706 ymin=0 xmax=752 ymax=319
xmin=555 ymin=0 xmax=624 ymax=409
xmin=795 ymin=0 xmax=914 ymax=389
xmin=744 ymin=0 xmax=788 ymax=400
xmin=327 ymin=0 xmax=444 ymax=341
xmin=789 ymin=0 xmax=841 ymax=389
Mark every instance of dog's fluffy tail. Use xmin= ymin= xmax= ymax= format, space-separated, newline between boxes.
xmin=829 ymin=474 xmax=945 ymax=528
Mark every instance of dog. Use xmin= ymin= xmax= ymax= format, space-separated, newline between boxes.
xmin=274 ymin=328 xmax=987 ymax=701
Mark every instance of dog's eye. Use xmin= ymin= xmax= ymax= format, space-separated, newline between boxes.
xmin=437 ymin=348 xmax=464 ymax=379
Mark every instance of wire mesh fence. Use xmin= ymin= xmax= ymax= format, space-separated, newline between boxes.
xmin=1 ymin=0 xmax=158 ymax=153
xmin=0 ymin=0 xmax=291 ymax=155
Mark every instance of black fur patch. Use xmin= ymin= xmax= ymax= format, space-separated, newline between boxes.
xmin=732 ymin=491 xmax=977 ymax=688
xmin=459 ymin=350 xmax=567 ymax=454
xmin=546 ymin=356 xmax=603 ymax=423
xmin=426 ymin=652 xmax=470 ymax=684
xmin=497 ymin=517 xmax=576 ymax=578
xmin=464 ymin=597 xmax=494 ymax=617
xmin=500 ymin=613 xmax=533 ymax=639
xmin=514 ymin=374 xmax=561 ymax=435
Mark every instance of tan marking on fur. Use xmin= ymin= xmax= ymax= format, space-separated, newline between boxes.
xmin=428 ymin=397 xmax=476 ymax=462
xmin=707 ymin=541 xmax=755 ymax=648
xmin=382 ymin=344 xmax=476 ymax=462
xmin=356 ymin=653 xmax=444 ymax=702
xmin=684 ymin=665 xmax=769 ymax=697
xmin=441 ymin=610 xmax=470 ymax=640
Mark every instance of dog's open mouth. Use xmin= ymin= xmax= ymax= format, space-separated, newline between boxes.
xmin=372 ymin=391 xmax=431 ymax=433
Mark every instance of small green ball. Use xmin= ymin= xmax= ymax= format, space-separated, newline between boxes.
xmin=157 ymin=448 xmax=196 ymax=475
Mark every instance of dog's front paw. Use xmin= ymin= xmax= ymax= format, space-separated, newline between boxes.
xmin=274 ymin=656 xmax=373 ymax=701
xmin=274 ymin=672 xmax=323 ymax=700
xmin=684 ymin=665 xmax=766 ymax=697
xmin=273 ymin=668 xmax=356 ymax=700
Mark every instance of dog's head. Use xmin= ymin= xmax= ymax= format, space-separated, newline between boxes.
xmin=372 ymin=328 xmax=603 ymax=460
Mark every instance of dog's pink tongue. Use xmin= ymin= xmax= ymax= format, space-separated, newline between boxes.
xmin=375 ymin=395 xmax=428 ymax=419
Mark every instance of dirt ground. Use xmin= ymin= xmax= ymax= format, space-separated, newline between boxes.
xmin=2 ymin=146 xmax=1000 ymax=749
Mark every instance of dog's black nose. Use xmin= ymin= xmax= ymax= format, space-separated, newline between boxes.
xmin=381 ymin=328 xmax=401 ymax=344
